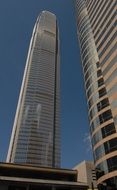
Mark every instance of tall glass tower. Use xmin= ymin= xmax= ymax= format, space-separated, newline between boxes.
xmin=74 ymin=0 xmax=117 ymax=188
xmin=7 ymin=11 xmax=60 ymax=168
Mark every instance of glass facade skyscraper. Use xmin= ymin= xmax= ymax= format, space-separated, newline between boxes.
xmin=74 ymin=0 xmax=117 ymax=188
xmin=7 ymin=11 xmax=60 ymax=168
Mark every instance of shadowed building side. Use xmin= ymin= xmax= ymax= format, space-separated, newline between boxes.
xmin=7 ymin=11 xmax=60 ymax=168
xmin=0 ymin=162 xmax=88 ymax=190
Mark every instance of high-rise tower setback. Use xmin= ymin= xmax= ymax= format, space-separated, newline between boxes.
xmin=74 ymin=0 xmax=117 ymax=188
xmin=7 ymin=11 xmax=60 ymax=168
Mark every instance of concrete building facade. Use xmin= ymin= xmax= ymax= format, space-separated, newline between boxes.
xmin=74 ymin=161 xmax=97 ymax=189
xmin=74 ymin=0 xmax=117 ymax=188
xmin=7 ymin=11 xmax=60 ymax=168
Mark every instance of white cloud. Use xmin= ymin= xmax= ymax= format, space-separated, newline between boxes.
xmin=83 ymin=132 xmax=92 ymax=152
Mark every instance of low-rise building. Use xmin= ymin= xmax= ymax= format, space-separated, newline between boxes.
xmin=74 ymin=161 xmax=98 ymax=189
xmin=0 ymin=162 xmax=88 ymax=190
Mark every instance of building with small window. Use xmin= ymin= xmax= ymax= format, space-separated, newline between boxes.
xmin=74 ymin=0 xmax=117 ymax=188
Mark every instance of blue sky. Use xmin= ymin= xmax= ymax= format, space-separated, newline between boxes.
xmin=0 ymin=0 xmax=92 ymax=168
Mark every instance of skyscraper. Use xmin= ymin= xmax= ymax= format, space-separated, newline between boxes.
xmin=7 ymin=11 xmax=60 ymax=168
xmin=74 ymin=0 xmax=117 ymax=188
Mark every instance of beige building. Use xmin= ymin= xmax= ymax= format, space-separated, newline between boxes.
xmin=74 ymin=0 xmax=117 ymax=188
xmin=74 ymin=161 xmax=97 ymax=189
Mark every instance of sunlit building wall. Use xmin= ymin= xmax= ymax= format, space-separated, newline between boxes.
xmin=74 ymin=160 xmax=97 ymax=189
xmin=74 ymin=0 xmax=117 ymax=188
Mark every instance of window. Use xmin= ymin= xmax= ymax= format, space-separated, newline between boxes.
xmin=96 ymin=62 xmax=100 ymax=68
xmin=90 ymin=110 xmax=112 ymax=133
xmin=96 ymin=156 xmax=117 ymax=179
xmin=105 ymin=138 xmax=117 ymax=154
xmin=98 ymin=78 xmax=104 ymax=87
xmin=92 ymin=122 xmax=116 ymax=146
xmin=94 ymin=138 xmax=117 ymax=161
xmin=99 ymin=87 xmax=107 ymax=98
xmin=102 ymin=123 xmax=116 ymax=138
xmin=97 ymin=69 xmax=102 ymax=77
xmin=97 ymin=98 xmax=109 ymax=111
xmin=99 ymin=110 xmax=112 ymax=124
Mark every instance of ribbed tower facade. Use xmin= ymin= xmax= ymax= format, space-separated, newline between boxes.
xmin=7 ymin=11 xmax=60 ymax=168
xmin=74 ymin=0 xmax=117 ymax=188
